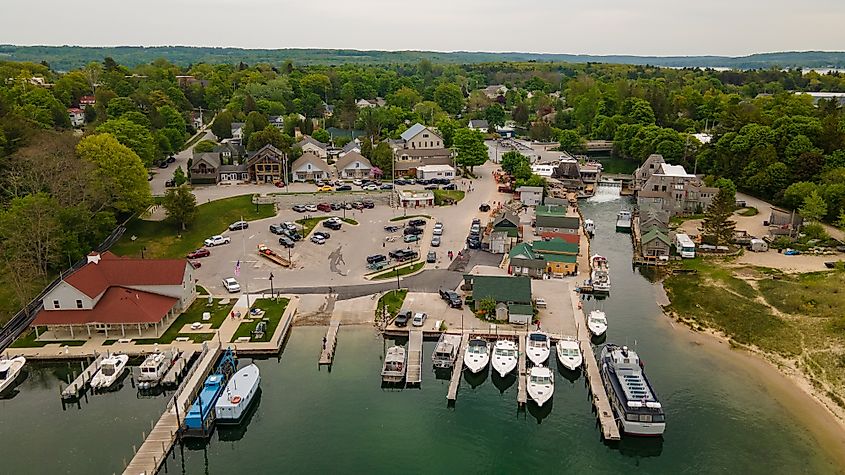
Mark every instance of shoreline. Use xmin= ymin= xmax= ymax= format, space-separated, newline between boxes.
xmin=656 ymin=283 xmax=845 ymax=467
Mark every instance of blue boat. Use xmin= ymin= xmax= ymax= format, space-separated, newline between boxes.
xmin=182 ymin=348 xmax=237 ymax=437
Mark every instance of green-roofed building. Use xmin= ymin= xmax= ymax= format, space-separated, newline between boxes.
xmin=463 ymin=274 xmax=533 ymax=324
xmin=642 ymin=228 xmax=671 ymax=259
xmin=507 ymin=243 xmax=546 ymax=278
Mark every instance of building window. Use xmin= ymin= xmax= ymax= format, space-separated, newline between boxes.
xmin=76 ymin=299 xmax=83 ymax=309
xmin=53 ymin=300 xmax=60 ymax=309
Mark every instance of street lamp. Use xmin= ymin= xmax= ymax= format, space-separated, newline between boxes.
xmin=394 ymin=265 xmax=400 ymax=290
xmin=269 ymin=272 xmax=275 ymax=300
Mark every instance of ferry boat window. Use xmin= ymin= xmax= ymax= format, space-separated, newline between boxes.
xmin=626 ymin=414 xmax=639 ymax=422
xmin=640 ymin=414 xmax=652 ymax=422
xmin=653 ymin=414 xmax=665 ymax=422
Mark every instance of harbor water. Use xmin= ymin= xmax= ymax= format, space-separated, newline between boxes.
xmin=0 ymin=188 xmax=842 ymax=474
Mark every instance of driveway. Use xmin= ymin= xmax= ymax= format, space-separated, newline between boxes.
xmin=149 ymin=127 xmax=214 ymax=196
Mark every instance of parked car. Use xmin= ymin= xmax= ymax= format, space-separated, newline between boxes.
xmin=283 ymin=222 xmax=297 ymax=232
xmin=380 ymin=183 xmax=393 ymax=190
xmin=412 ymin=312 xmax=427 ymax=327
xmin=404 ymin=234 xmax=420 ymax=243
xmin=344 ymin=202 xmax=353 ymax=210
xmin=431 ymin=236 xmax=441 ymax=247
xmin=166 ymin=155 xmax=176 ymax=163
xmin=314 ymin=231 xmax=331 ymax=240
xmin=479 ymin=203 xmax=491 ymax=212
xmin=443 ymin=183 xmax=457 ymax=190
xmin=534 ymin=298 xmax=547 ymax=308
xmin=317 ymin=186 xmax=333 ymax=192
xmin=270 ymin=224 xmax=286 ymax=235
xmin=363 ymin=184 xmax=379 ymax=191
xmin=284 ymin=230 xmax=302 ymax=241
xmin=394 ymin=179 xmax=408 ymax=185
xmin=278 ymin=236 xmax=295 ymax=248
xmin=367 ymin=254 xmax=387 ymax=264
xmin=391 ymin=249 xmax=419 ymax=262
xmin=164 ymin=180 xmax=175 ymax=188
xmin=305 ymin=204 xmax=318 ymax=212
xmin=394 ymin=310 xmax=411 ymax=327
xmin=330 ymin=202 xmax=342 ymax=211
xmin=311 ymin=235 xmax=326 ymax=245
xmin=187 ymin=248 xmax=210 ymax=259
xmin=427 ymin=251 xmax=437 ymax=263
xmin=439 ymin=289 xmax=463 ymax=308
xmin=472 ymin=218 xmax=481 ymax=225
xmin=416 ymin=178 xmax=430 ymax=185
xmin=466 ymin=237 xmax=481 ymax=249
xmin=352 ymin=179 xmax=363 ymax=186
xmin=292 ymin=204 xmax=306 ymax=212
xmin=408 ymin=218 xmax=427 ymax=227
xmin=222 ymin=278 xmax=241 ymax=293
xmin=158 ymin=161 xmax=169 ymax=169
xmin=384 ymin=225 xmax=401 ymax=233
xmin=189 ymin=260 xmax=202 ymax=269
xmin=470 ymin=223 xmax=481 ymax=235
xmin=363 ymin=200 xmax=375 ymax=209
xmin=404 ymin=227 xmax=424 ymax=236
xmin=353 ymin=201 xmax=365 ymax=210
xmin=228 ymin=221 xmax=249 ymax=231
xmin=433 ymin=223 xmax=443 ymax=236
xmin=204 ymin=235 xmax=231 ymax=247
xmin=317 ymin=203 xmax=332 ymax=212
xmin=336 ymin=184 xmax=352 ymax=191
xmin=424 ymin=184 xmax=439 ymax=190
xmin=323 ymin=219 xmax=342 ymax=230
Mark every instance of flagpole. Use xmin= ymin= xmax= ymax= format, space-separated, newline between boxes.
xmin=241 ymin=215 xmax=250 ymax=309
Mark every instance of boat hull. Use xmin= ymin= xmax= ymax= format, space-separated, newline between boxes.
xmin=91 ymin=355 xmax=129 ymax=390
xmin=491 ymin=358 xmax=516 ymax=378
xmin=620 ymin=419 xmax=667 ymax=437
xmin=557 ymin=355 xmax=583 ymax=372
xmin=215 ymin=364 xmax=261 ymax=424
xmin=528 ymin=385 xmax=553 ymax=406
xmin=527 ymin=349 xmax=549 ymax=366
xmin=465 ymin=356 xmax=489 ymax=374
xmin=0 ymin=357 xmax=26 ymax=393
xmin=588 ymin=325 xmax=607 ymax=338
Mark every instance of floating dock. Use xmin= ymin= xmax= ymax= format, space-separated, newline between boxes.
xmin=406 ymin=330 xmax=423 ymax=385
xmin=161 ymin=349 xmax=195 ymax=387
xmin=318 ymin=320 xmax=340 ymax=365
xmin=517 ymin=336 xmax=527 ymax=405
xmin=446 ymin=334 xmax=469 ymax=401
xmin=61 ymin=354 xmax=103 ymax=400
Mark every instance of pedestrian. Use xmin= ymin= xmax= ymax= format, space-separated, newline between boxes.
xmin=536 ymin=321 xmax=541 ymax=330
xmin=383 ymin=242 xmax=386 ymax=248
xmin=322 ymin=336 xmax=327 ymax=350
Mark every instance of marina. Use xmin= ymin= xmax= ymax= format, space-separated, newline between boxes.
xmin=60 ymin=354 xmax=103 ymax=400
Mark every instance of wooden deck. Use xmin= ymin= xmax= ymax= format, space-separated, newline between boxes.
xmin=406 ymin=330 xmax=423 ymax=385
xmin=123 ymin=342 xmax=221 ymax=475
xmin=446 ymin=334 xmax=469 ymax=401
xmin=318 ymin=320 xmax=340 ymax=365
xmin=517 ymin=336 xmax=527 ymax=405
xmin=61 ymin=354 xmax=103 ymax=400
xmin=162 ymin=349 xmax=195 ymax=387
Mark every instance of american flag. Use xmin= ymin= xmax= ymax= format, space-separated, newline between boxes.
xmin=234 ymin=260 xmax=241 ymax=276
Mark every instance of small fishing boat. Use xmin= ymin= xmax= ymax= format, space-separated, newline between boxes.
xmin=0 ymin=356 xmax=26 ymax=392
xmin=432 ymin=334 xmax=462 ymax=369
xmin=616 ymin=209 xmax=632 ymax=232
xmin=556 ymin=337 xmax=583 ymax=371
xmin=382 ymin=346 xmax=406 ymax=383
xmin=591 ymin=254 xmax=611 ymax=293
xmin=600 ymin=344 xmax=666 ymax=436
xmin=491 ymin=340 xmax=518 ymax=377
xmin=215 ymin=364 xmax=260 ymax=424
xmin=584 ymin=219 xmax=596 ymax=236
xmin=588 ymin=310 xmax=608 ymax=338
xmin=526 ymin=332 xmax=551 ymax=366
xmin=137 ymin=350 xmax=178 ymax=389
xmin=90 ymin=354 xmax=129 ymax=390
xmin=527 ymin=365 xmax=554 ymax=407
xmin=464 ymin=338 xmax=491 ymax=374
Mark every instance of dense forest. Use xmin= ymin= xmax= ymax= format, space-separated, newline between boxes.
xmin=1 ymin=54 xmax=845 ymax=320
xmin=2 ymin=45 xmax=845 ymax=71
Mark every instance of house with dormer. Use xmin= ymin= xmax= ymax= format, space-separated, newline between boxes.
xmin=391 ymin=123 xmax=453 ymax=177
xmin=294 ymin=135 xmax=328 ymax=159
xmin=246 ymin=144 xmax=286 ymax=183
xmin=335 ymin=151 xmax=372 ymax=179
xmin=291 ymin=152 xmax=332 ymax=182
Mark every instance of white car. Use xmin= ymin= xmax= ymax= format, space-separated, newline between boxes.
xmin=305 ymin=204 xmax=318 ymax=212
xmin=352 ymin=179 xmax=363 ymax=186
xmin=311 ymin=235 xmax=326 ymax=245
xmin=222 ymin=278 xmax=240 ymax=293
xmin=283 ymin=222 xmax=297 ymax=232
xmin=363 ymin=184 xmax=379 ymax=191
xmin=204 ymin=235 xmax=230 ymax=247
xmin=433 ymin=223 xmax=443 ymax=236
xmin=412 ymin=312 xmax=427 ymax=327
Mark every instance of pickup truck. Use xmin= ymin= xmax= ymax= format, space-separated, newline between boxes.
xmin=204 ymin=235 xmax=231 ymax=247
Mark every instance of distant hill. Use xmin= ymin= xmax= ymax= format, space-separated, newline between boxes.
xmin=2 ymin=45 xmax=844 ymax=71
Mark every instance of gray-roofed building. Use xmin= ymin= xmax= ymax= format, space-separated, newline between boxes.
xmin=231 ymin=122 xmax=245 ymax=144
xmin=516 ymin=186 xmax=544 ymax=206
xmin=535 ymin=214 xmax=580 ymax=243
xmin=190 ymin=152 xmax=220 ymax=184
xmin=339 ymin=140 xmax=361 ymax=157
xmin=219 ymin=164 xmax=249 ymax=182
xmin=335 ymin=151 xmax=372 ymax=179
xmin=294 ymin=135 xmax=328 ymax=159
xmin=392 ymin=123 xmax=452 ymax=177
xmin=468 ymin=119 xmax=489 ymax=131
xmin=641 ymin=229 xmax=671 ymax=259
xmin=291 ymin=152 xmax=332 ymax=182
xmin=268 ymin=115 xmax=285 ymax=129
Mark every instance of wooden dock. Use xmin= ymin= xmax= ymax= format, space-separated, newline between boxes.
xmin=581 ymin=339 xmax=621 ymax=441
xmin=61 ymin=354 xmax=103 ymax=400
xmin=162 ymin=349 xmax=195 ymax=387
xmin=406 ymin=330 xmax=423 ymax=385
xmin=517 ymin=335 xmax=527 ymax=405
xmin=123 ymin=342 xmax=221 ymax=475
xmin=446 ymin=334 xmax=469 ymax=401
xmin=318 ymin=320 xmax=340 ymax=365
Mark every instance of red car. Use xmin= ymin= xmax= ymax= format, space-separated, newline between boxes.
xmin=317 ymin=203 xmax=332 ymax=212
xmin=187 ymin=248 xmax=211 ymax=259
xmin=189 ymin=260 xmax=202 ymax=269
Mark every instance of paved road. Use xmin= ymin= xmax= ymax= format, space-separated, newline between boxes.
xmin=260 ymin=268 xmax=465 ymax=300
xmin=149 ymin=127 xmax=214 ymax=196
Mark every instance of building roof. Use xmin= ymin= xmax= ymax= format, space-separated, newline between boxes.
xmin=291 ymin=152 xmax=331 ymax=172
xmin=395 ymin=148 xmax=451 ymax=158
xmin=509 ymin=243 xmax=537 ymax=260
xmin=642 ymin=229 xmax=671 ymax=246
xmin=417 ymin=164 xmax=455 ymax=172
xmin=542 ymin=253 xmax=578 ymax=263
xmin=494 ymin=211 xmax=520 ymax=228
xmin=534 ymin=205 xmax=567 ymax=217
xmin=34 ymin=287 xmax=178 ymax=325
xmin=191 ymin=152 xmax=219 ymax=169
xmin=394 ymin=155 xmax=453 ymax=171
xmin=658 ymin=163 xmax=695 ymax=178
xmin=469 ymin=275 xmax=532 ymax=304
xmin=517 ymin=186 xmax=543 ymax=193
xmin=532 ymin=239 xmax=579 ymax=254
xmin=231 ymin=122 xmax=245 ymax=130
xmin=295 ymin=135 xmax=328 ymax=150
xmin=508 ymin=303 xmax=534 ymax=316
xmin=246 ymin=144 xmax=285 ymax=167
xmin=535 ymin=214 xmax=579 ymax=230
xmin=469 ymin=119 xmax=489 ymax=129
xmin=553 ymin=161 xmax=581 ymax=180
xmin=341 ymin=141 xmax=361 ymax=153
xmin=400 ymin=123 xmax=428 ymax=141
xmin=62 ymin=252 xmax=188 ymax=299
xmin=334 ymin=151 xmax=371 ymax=170
xmin=219 ymin=164 xmax=248 ymax=172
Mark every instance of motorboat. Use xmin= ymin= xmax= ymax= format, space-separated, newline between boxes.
xmin=215 ymin=364 xmax=260 ymax=424
xmin=584 ymin=219 xmax=596 ymax=236
xmin=491 ymin=340 xmax=518 ymax=377
xmin=381 ymin=346 xmax=406 ymax=383
xmin=591 ymin=254 xmax=611 ymax=293
xmin=556 ymin=337 xmax=583 ymax=371
xmin=587 ymin=310 xmax=608 ymax=338
xmin=600 ymin=344 xmax=666 ymax=436
xmin=184 ymin=349 xmax=237 ymax=437
xmin=527 ymin=365 xmax=554 ymax=407
xmin=432 ymin=334 xmax=462 ymax=369
xmin=0 ymin=356 xmax=26 ymax=392
xmin=137 ymin=350 xmax=178 ymax=389
xmin=616 ymin=209 xmax=632 ymax=232
xmin=526 ymin=332 xmax=551 ymax=365
xmin=464 ymin=338 xmax=491 ymax=374
xmin=90 ymin=354 xmax=129 ymax=390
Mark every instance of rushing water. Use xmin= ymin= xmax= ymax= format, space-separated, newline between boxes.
xmin=0 ymin=189 xmax=842 ymax=474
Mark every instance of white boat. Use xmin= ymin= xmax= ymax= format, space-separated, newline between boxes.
xmin=525 ymin=332 xmax=551 ymax=365
xmin=381 ymin=346 xmax=406 ymax=383
xmin=432 ymin=334 xmax=462 ymax=369
xmin=588 ymin=310 xmax=608 ymax=338
xmin=556 ymin=337 xmax=583 ymax=371
xmin=215 ymin=364 xmax=260 ymax=424
xmin=527 ymin=365 xmax=554 ymax=406
xmin=491 ymin=340 xmax=518 ymax=377
xmin=464 ymin=338 xmax=491 ymax=374
xmin=591 ymin=254 xmax=611 ymax=293
xmin=616 ymin=209 xmax=632 ymax=232
xmin=600 ymin=344 xmax=666 ymax=436
xmin=137 ymin=351 xmax=178 ymax=389
xmin=0 ymin=356 xmax=26 ymax=392
xmin=90 ymin=354 xmax=129 ymax=389
xmin=584 ymin=219 xmax=596 ymax=236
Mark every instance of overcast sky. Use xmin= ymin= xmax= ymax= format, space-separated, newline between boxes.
xmin=3 ymin=0 xmax=844 ymax=56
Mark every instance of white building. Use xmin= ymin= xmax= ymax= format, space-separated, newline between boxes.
xmin=68 ymin=108 xmax=85 ymax=127
xmin=398 ymin=190 xmax=434 ymax=208
xmin=516 ymin=186 xmax=543 ymax=206
xmin=416 ymin=164 xmax=456 ymax=180
xmin=294 ymin=136 xmax=328 ymax=159
xmin=291 ymin=152 xmax=332 ymax=182
xmin=335 ymin=151 xmax=372 ymax=179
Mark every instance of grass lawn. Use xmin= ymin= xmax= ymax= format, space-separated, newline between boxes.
xmin=737 ymin=207 xmax=759 ymax=217
xmin=433 ymin=189 xmax=465 ymax=206
xmin=371 ymin=262 xmax=425 ymax=280
xmin=375 ymin=289 xmax=407 ymax=320
xmin=389 ymin=214 xmax=432 ymax=222
xmin=757 ymin=270 xmax=845 ymax=319
xmin=196 ymin=284 xmax=209 ymax=295
xmin=134 ymin=298 xmax=235 ymax=345
xmin=10 ymin=328 xmax=86 ymax=348
xmin=110 ymin=195 xmax=276 ymax=259
xmin=341 ymin=217 xmax=358 ymax=225
xmin=230 ymin=298 xmax=289 ymax=342
xmin=670 ymin=213 xmax=706 ymax=226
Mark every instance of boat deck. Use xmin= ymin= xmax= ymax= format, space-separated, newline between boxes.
xmin=406 ymin=330 xmax=423 ymax=385
xmin=61 ymin=354 xmax=103 ymax=400
xmin=517 ymin=336 xmax=527 ymax=405
xmin=162 ymin=349 xmax=195 ymax=386
xmin=318 ymin=320 xmax=340 ymax=365
xmin=446 ymin=334 xmax=469 ymax=401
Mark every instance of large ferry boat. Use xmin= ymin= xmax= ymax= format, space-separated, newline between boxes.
xmin=600 ymin=344 xmax=666 ymax=436
xmin=591 ymin=255 xmax=611 ymax=293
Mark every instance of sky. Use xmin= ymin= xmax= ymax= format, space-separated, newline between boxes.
xmin=3 ymin=0 xmax=845 ymax=56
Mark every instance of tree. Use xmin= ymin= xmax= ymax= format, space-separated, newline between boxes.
xmin=433 ymin=83 xmax=464 ymax=115
xmin=162 ymin=185 xmax=197 ymax=231
xmin=0 ymin=193 xmax=62 ymax=276
xmin=484 ymin=104 xmax=505 ymax=128
xmin=512 ymin=103 xmax=529 ymax=125
xmin=782 ymin=181 xmax=818 ymax=210
xmin=477 ymin=297 xmax=497 ymax=319
xmin=799 ymin=190 xmax=828 ymax=223
xmin=193 ymin=140 xmax=216 ymax=153
xmin=242 ymin=111 xmax=269 ymax=146
xmin=212 ymin=110 xmax=233 ymax=139
xmin=96 ymin=118 xmax=157 ymax=165
xmin=529 ymin=122 xmax=553 ymax=141
xmin=76 ymin=134 xmax=152 ymax=213
xmin=172 ymin=166 xmax=188 ymax=186
xmin=106 ymin=97 xmax=137 ymax=119
xmin=387 ymin=87 xmax=422 ymax=110
xmin=836 ymin=209 xmax=845 ymax=229
xmin=701 ymin=185 xmax=736 ymax=247
xmin=558 ymin=129 xmax=585 ymax=153
xmin=453 ymin=128 xmax=487 ymax=173
xmin=500 ymin=151 xmax=529 ymax=175
xmin=371 ymin=142 xmax=394 ymax=177
xmin=311 ymin=128 xmax=331 ymax=144
xmin=247 ymin=125 xmax=292 ymax=152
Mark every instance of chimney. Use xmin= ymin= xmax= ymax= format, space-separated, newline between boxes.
xmin=86 ymin=252 xmax=101 ymax=265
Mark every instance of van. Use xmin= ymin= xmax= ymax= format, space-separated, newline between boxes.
xmin=673 ymin=233 xmax=696 ymax=258
xmin=749 ymin=238 xmax=768 ymax=252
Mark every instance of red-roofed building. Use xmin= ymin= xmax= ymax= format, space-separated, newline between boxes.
xmin=79 ymin=95 xmax=96 ymax=108
xmin=33 ymin=252 xmax=196 ymax=340
xmin=68 ymin=108 xmax=85 ymax=127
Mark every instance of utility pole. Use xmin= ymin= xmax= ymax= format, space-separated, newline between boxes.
xmin=241 ymin=215 xmax=251 ymax=309
xmin=269 ymin=272 xmax=275 ymax=300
